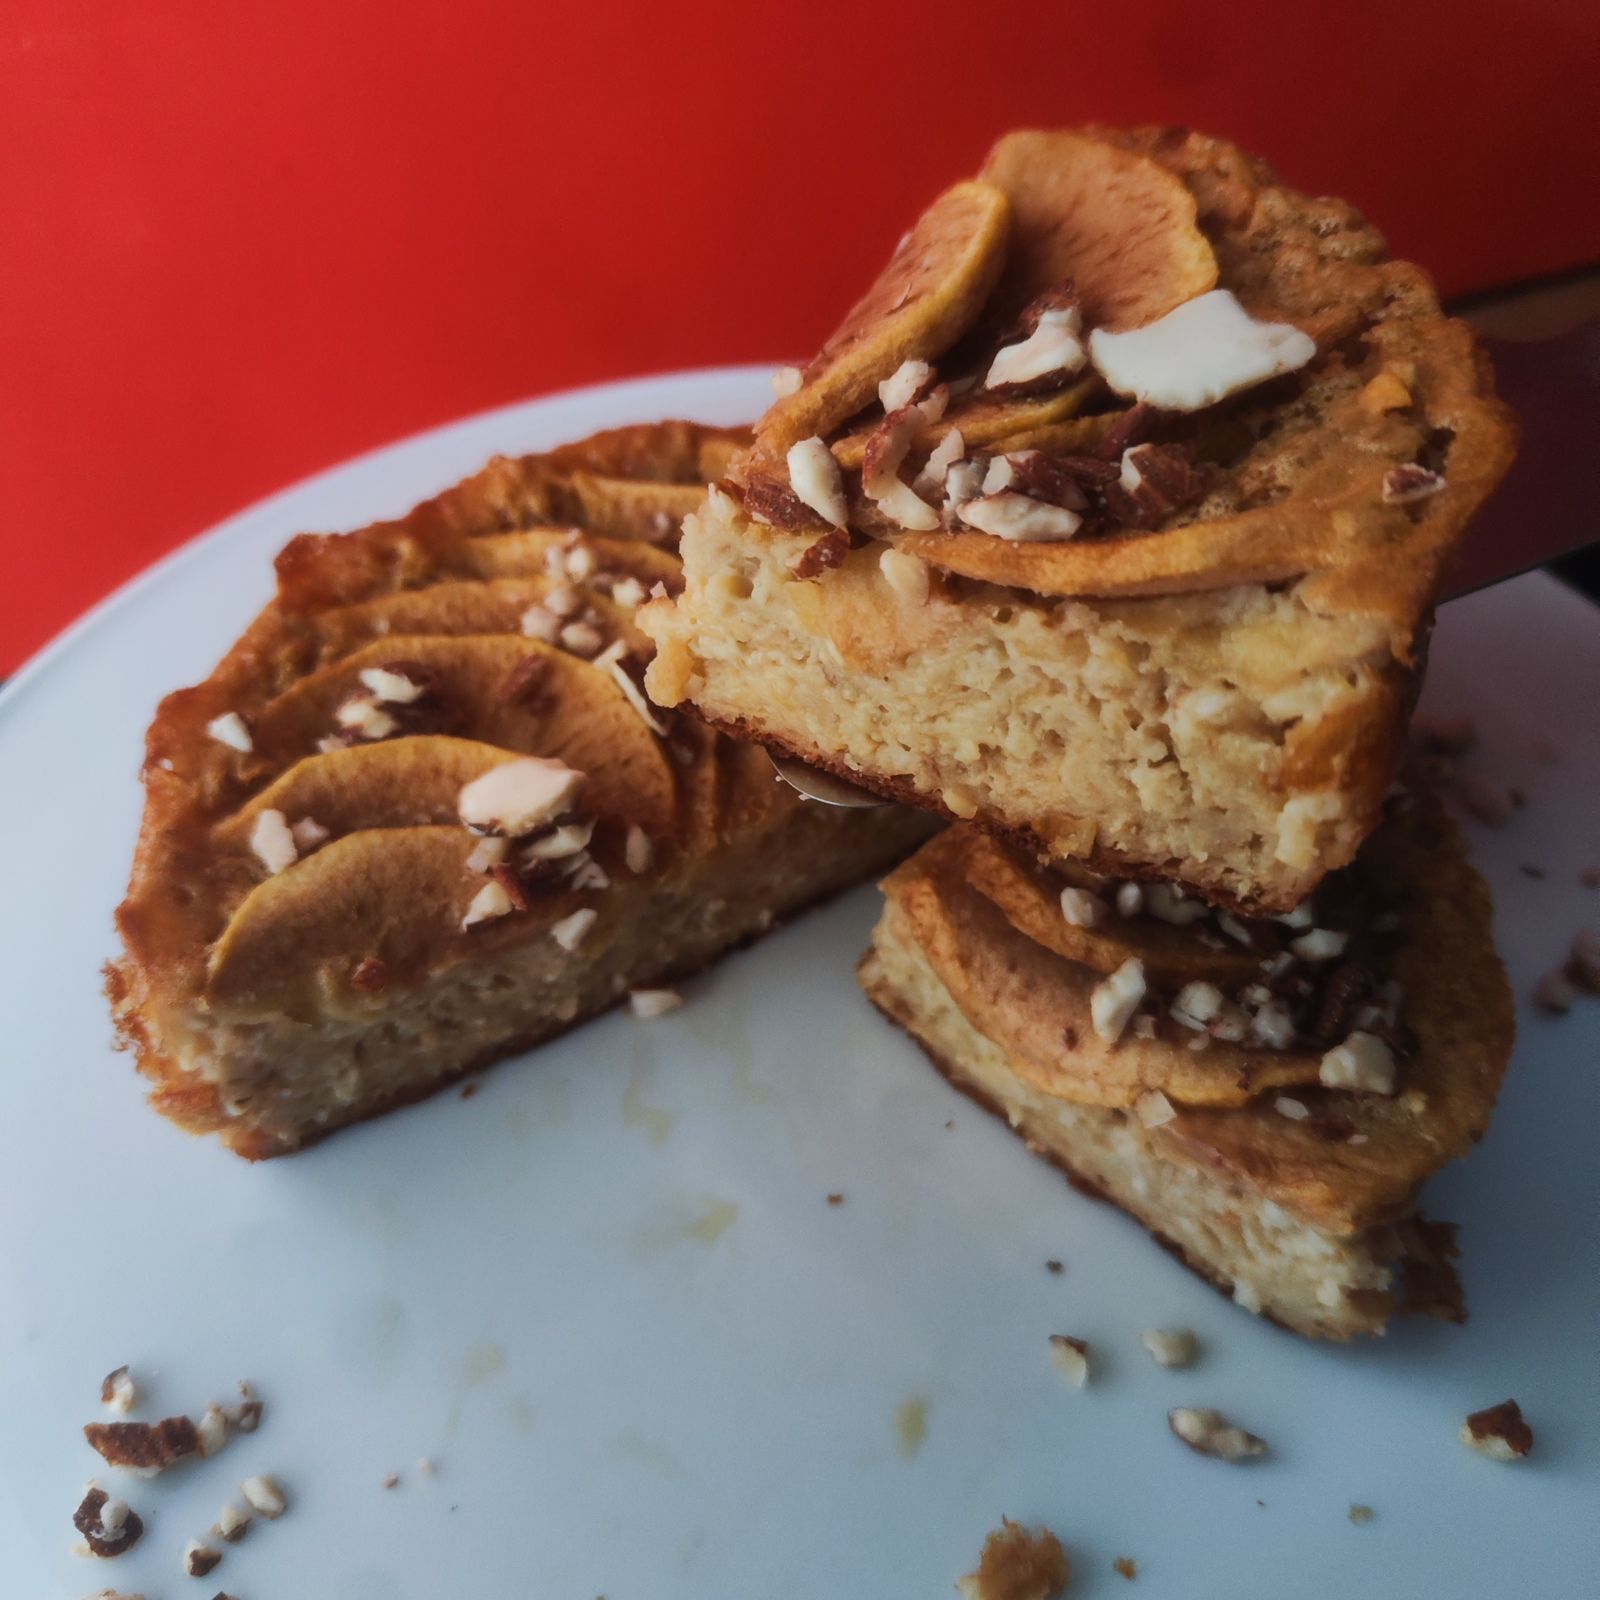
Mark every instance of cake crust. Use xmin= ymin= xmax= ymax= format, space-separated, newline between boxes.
xmin=646 ymin=126 xmax=1516 ymax=911
xmin=110 ymin=421 xmax=931 ymax=1157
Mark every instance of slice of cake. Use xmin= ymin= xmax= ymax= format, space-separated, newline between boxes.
xmin=108 ymin=421 xmax=932 ymax=1158
xmin=644 ymin=127 xmax=1516 ymax=913
xmin=859 ymin=788 xmax=1513 ymax=1338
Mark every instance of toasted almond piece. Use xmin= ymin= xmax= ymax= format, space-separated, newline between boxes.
xmin=1460 ymin=1399 xmax=1533 ymax=1461
xmin=629 ymin=988 xmax=682 ymax=1018
xmin=357 ymin=665 xmax=425 ymax=704
xmin=1047 ymin=1334 xmax=1091 ymax=1387
xmin=958 ymin=491 xmax=1081 ymax=542
xmin=1134 ymin=1089 xmax=1176 ymax=1128
xmin=863 ymin=404 xmax=942 ymax=530
xmin=1090 ymin=957 xmax=1146 ymax=1044
xmin=183 ymin=1538 xmax=223 ymax=1577
xmin=1319 ymin=1030 xmax=1397 ymax=1094
xmin=458 ymin=757 xmax=584 ymax=838
xmin=986 ymin=307 xmax=1086 ymax=389
xmin=1090 ymin=289 xmax=1315 ymax=411
xmin=1168 ymin=1406 xmax=1267 ymax=1460
xmin=786 ymin=436 xmax=848 ymax=528
xmin=206 ymin=711 xmax=254 ymax=752
xmin=879 ymin=357 xmax=935 ymax=413
xmin=551 ymin=908 xmax=598 ymax=952
xmin=462 ymin=879 xmax=515 ymax=928
xmin=771 ymin=364 xmax=803 ymax=397
xmin=1059 ymin=886 xmax=1105 ymax=928
xmin=624 ymin=824 xmax=654 ymax=875
xmin=240 ymin=1475 xmax=286 ymax=1519
xmin=1141 ymin=1327 xmax=1198 ymax=1368
xmin=879 ymin=547 xmax=931 ymax=606
xmin=100 ymin=1366 xmax=138 ymax=1415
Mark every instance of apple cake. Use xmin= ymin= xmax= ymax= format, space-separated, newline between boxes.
xmin=644 ymin=127 xmax=1516 ymax=913
xmin=108 ymin=421 xmax=932 ymax=1158
xmin=859 ymin=786 xmax=1513 ymax=1338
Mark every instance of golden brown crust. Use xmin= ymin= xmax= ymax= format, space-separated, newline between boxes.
xmin=873 ymin=791 xmax=1514 ymax=1236
xmin=110 ymin=420 xmax=927 ymax=1155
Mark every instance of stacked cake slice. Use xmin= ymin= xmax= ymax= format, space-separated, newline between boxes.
xmin=644 ymin=126 xmax=1519 ymax=1334
xmin=109 ymin=422 xmax=931 ymax=1158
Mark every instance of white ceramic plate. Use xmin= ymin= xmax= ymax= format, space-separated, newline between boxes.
xmin=2 ymin=369 xmax=1596 ymax=1598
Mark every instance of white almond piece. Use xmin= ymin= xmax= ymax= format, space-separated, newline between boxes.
xmin=559 ymin=620 xmax=606 ymax=657
xmin=1141 ymin=1327 xmax=1198 ymax=1368
xmin=913 ymin=427 xmax=965 ymax=494
xmin=1145 ymin=881 xmax=1208 ymax=926
xmin=520 ymin=603 xmax=562 ymax=642
xmin=771 ymin=364 xmax=803 ymax=397
xmin=786 ymin=436 xmax=849 ymax=528
xmin=1290 ymin=927 xmax=1348 ymax=962
xmin=942 ymin=459 xmax=986 ymax=517
xmin=1171 ymin=980 xmax=1224 ymax=1029
xmin=624 ymin=824 xmax=654 ymax=875
xmin=1047 ymin=1334 xmax=1091 ymax=1388
xmin=610 ymin=576 xmax=648 ymax=610
xmin=1168 ymin=1406 xmax=1267 ymax=1460
xmin=1318 ymin=1030 xmax=1397 ymax=1094
xmin=958 ymin=491 xmax=1081 ymax=542
xmin=1059 ymin=886 xmax=1105 ymax=928
xmin=629 ymin=988 xmax=683 ymax=1018
xmin=595 ymin=641 xmax=671 ymax=736
xmin=879 ymin=357 xmax=934 ymax=413
xmin=1382 ymin=465 xmax=1446 ymax=504
xmin=290 ymin=816 xmax=330 ymax=851
xmin=981 ymin=455 xmax=1017 ymax=493
xmin=985 ymin=307 xmax=1086 ymax=389
xmin=522 ymin=820 xmax=594 ymax=861
xmin=1115 ymin=882 xmax=1144 ymax=917
xmin=358 ymin=665 xmax=423 ymax=704
xmin=183 ymin=1537 xmax=222 ymax=1577
xmin=566 ymin=855 xmax=609 ymax=892
xmin=550 ymin=908 xmax=598 ymax=952
xmin=544 ymin=583 xmax=582 ymax=618
xmin=862 ymin=405 xmax=941 ymax=531
xmin=207 ymin=711 xmax=254 ymax=752
xmin=1134 ymin=1089 xmax=1177 ymax=1128
xmin=216 ymin=1502 xmax=251 ymax=1542
xmin=196 ymin=1403 xmax=229 ymax=1458
xmin=564 ymin=543 xmax=597 ymax=581
xmin=465 ymin=835 xmax=509 ymax=874
xmin=458 ymin=757 xmax=584 ymax=837
xmin=240 ymin=1475 xmax=286 ymax=1519
xmin=879 ymin=547 xmax=930 ymax=606
xmin=101 ymin=1366 xmax=138 ymax=1414
xmin=1274 ymin=1095 xmax=1309 ymax=1120
xmin=462 ymin=879 xmax=515 ymax=928
xmin=250 ymin=809 xmax=298 ymax=875
xmin=1090 ymin=957 xmax=1147 ymax=1044
xmin=1089 ymin=289 xmax=1315 ymax=411
xmin=335 ymin=696 xmax=398 ymax=740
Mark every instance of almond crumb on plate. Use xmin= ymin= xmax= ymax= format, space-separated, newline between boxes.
xmin=1113 ymin=1555 xmax=1139 ymax=1579
xmin=1168 ymin=1407 xmax=1268 ymax=1461
xmin=100 ymin=1366 xmax=138 ymax=1415
xmin=1141 ymin=1328 xmax=1198 ymax=1369
xmin=1460 ymin=1399 xmax=1533 ymax=1461
xmin=1048 ymin=1334 xmax=1091 ymax=1388
xmin=1348 ymin=1503 xmax=1375 ymax=1525
xmin=628 ymin=988 xmax=682 ymax=1018
xmin=240 ymin=1474 xmax=287 ymax=1518
xmin=183 ymin=1538 xmax=222 ymax=1577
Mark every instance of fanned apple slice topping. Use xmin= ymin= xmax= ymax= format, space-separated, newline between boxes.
xmin=752 ymin=179 xmax=1011 ymax=459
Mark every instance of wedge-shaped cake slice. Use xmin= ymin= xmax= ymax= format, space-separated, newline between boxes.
xmin=859 ymin=787 xmax=1513 ymax=1338
xmin=109 ymin=421 xmax=931 ymax=1158
xmin=645 ymin=127 xmax=1516 ymax=913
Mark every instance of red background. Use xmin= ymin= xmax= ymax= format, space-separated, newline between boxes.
xmin=4 ymin=0 xmax=1597 ymax=673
